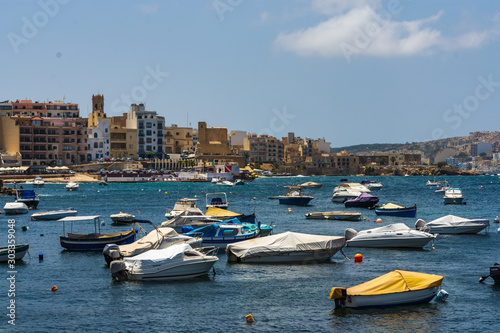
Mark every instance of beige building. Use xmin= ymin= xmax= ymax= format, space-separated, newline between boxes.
xmin=165 ymin=124 xmax=194 ymax=154
xmin=243 ymin=134 xmax=284 ymax=163
xmin=195 ymin=122 xmax=229 ymax=155
xmin=109 ymin=115 xmax=137 ymax=159
xmin=303 ymin=153 xmax=359 ymax=175
xmin=88 ymin=94 xmax=107 ymax=127
xmin=0 ymin=117 xmax=21 ymax=166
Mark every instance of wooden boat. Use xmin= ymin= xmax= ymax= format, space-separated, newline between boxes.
xmin=277 ymin=186 xmax=313 ymax=206
xmin=0 ymin=244 xmax=29 ymax=262
xmin=298 ymin=181 xmax=323 ymax=188
xmin=31 ymin=209 xmax=78 ymax=221
xmin=305 ymin=211 xmax=362 ymax=221
xmin=330 ymin=270 xmax=443 ymax=309
xmin=374 ymin=203 xmax=417 ymax=217
xmin=59 ymin=215 xmax=136 ymax=250
xmin=3 ymin=202 xmax=29 ymax=215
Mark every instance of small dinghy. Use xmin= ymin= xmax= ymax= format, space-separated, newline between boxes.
xmin=305 ymin=211 xmax=362 ymax=221
xmin=3 ymin=202 xmax=29 ymax=215
xmin=31 ymin=209 xmax=78 ymax=221
xmin=0 ymin=244 xmax=29 ymax=262
xmin=330 ymin=270 xmax=444 ymax=309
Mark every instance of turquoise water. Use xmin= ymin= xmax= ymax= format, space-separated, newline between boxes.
xmin=1 ymin=176 xmax=500 ymax=332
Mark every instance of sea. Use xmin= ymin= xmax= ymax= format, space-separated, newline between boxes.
xmin=1 ymin=175 xmax=499 ymax=333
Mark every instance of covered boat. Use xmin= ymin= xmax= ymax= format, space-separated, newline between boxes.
xmin=416 ymin=215 xmax=489 ymax=234
xmin=31 ymin=209 xmax=78 ymax=221
xmin=0 ymin=244 xmax=29 ymax=262
xmin=277 ymin=186 xmax=313 ymax=206
xmin=298 ymin=181 xmax=323 ymax=188
xmin=3 ymin=202 xmax=29 ymax=215
xmin=109 ymin=243 xmax=219 ymax=281
xmin=110 ymin=212 xmax=136 ymax=224
xmin=305 ymin=211 xmax=362 ymax=221
xmin=226 ymin=231 xmax=345 ymax=263
xmin=185 ymin=220 xmax=261 ymax=248
xmin=334 ymin=183 xmax=370 ymax=193
xmin=332 ymin=189 xmax=362 ymax=203
xmin=330 ymin=270 xmax=443 ymax=309
xmin=344 ymin=193 xmax=379 ymax=208
xmin=15 ymin=189 xmax=39 ymax=209
xmin=345 ymin=223 xmax=435 ymax=248
xmin=374 ymin=203 xmax=417 ymax=217
xmin=165 ymin=198 xmax=203 ymax=218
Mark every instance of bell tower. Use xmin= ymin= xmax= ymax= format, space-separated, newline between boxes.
xmin=89 ymin=94 xmax=107 ymax=127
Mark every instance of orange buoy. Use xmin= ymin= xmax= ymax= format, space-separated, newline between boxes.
xmin=354 ymin=253 xmax=363 ymax=263
xmin=376 ymin=218 xmax=382 ymax=223
xmin=51 ymin=286 xmax=58 ymax=292
xmin=245 ymin=314 xmax=255 ymax=324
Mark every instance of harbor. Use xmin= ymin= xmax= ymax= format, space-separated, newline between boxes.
xmin=2 ymin=175 xmax=499 ymax=331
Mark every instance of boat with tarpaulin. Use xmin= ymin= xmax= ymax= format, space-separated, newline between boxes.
xmin=374 ymin=203 xmax=417 ymax=217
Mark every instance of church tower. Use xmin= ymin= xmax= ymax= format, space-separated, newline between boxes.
xmin=88 ymin=94 xmax=107 ymax=127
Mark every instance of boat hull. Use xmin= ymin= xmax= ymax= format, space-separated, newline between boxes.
xmin=306 ymin=212 xmax=362 ymax=221
xmin=31 ymin=210 xmax=78 ymax=221
xmin=60 ymin=230 xmax=136 ymax=250
xmin=228 ymin=249 xmax=338 ymax=263
xmin=199 ymin=232 xmax=261 ymax=248
xmin=374 ymin=207 xmax=416 ymax=217
xmin=346 ymin=236 xmax=433 ymax=248
xmin=127 ymin=258 xmax=218 ymax=281
xmin=443 ymin=197 xmax=464 ymax=204
xmin=278 ymin=196 xmax=313 ymax=206
xmin=0 ymin=244 xmax=29 ymax=261
xmin=15 ymin=199 xmax=39 ymax=209
xmin=425 ymin=225 xmax=487 ymax=234
xmin=344 ymin=287 xmax=440 ymax=309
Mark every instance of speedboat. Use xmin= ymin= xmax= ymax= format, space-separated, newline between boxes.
xmin=59 ymin=215 xmax=136 ymax=250
xmin=15 ymin=189 xmax=39 ymax=209
xmin=33 ymin=176 xmax=45 ymax=187
xmin=434 ymin=181 xmax=451 ymax=193
xmin=330 ymin=270 xmax=443 ymax=309
xmin=103 ymin=224 xmax=202 ymax=266
xmin=298 ymin=181 xmax=323 ymax=188
xmin=110 ymin=212 xmax=136 ymax=224
xmin=226 ymin=231 xmax=345 ymax=263
xmin=334 ymin=183 xmax=370 ymax=193
xmin=66 ymin=181 xmax=79 ymax=191
xmin=344 ymin=193 xmax=379 ymax=208
xmin=206 ymin=192 xmax=229 ymax=209
xmin=109 ymin=244 xmax=219 ymax=281
xmin=185 ymin=220 xmax=261 ymax=248
xmin=416 ymin=215 xmax=489 ymax=234
xmin=305 ymin=211 xmax=362 ymax=221
xmin=98 ymin=180 xmax=108 ymax=186
xmin=345 ymin=223 xmax=436 ymax=248
xmin=165 ymin=198 xmax=203 ymax=218
xmin=3 ymin=202 xmax=29 ymax=215
xmin=31 ymin=209 xmax=78 ymax=221
xmin=443 ymin=188 xmax=464 ymax=204
xmin=212 ymin=178 xmax=234 ymax=186
xmin=426 ymin=179 xmax=439 ymax=186
xmin=374 ymin=203 xmax=417 ymax=217
xmin=0 ymin=244 xmax=29 ymax=262
xmin=360 ymin=180 xmax=383 ymax=190
xmin=277 ymin=186 xmax=313 ymax=206
xmin=234 ymin=179 xmax=245 ymax=185
xmin=332 ymin=189 xmax=362 ymax=203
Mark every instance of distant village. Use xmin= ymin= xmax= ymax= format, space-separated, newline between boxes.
xmin=0 ymin=95 xmax=498 ymax=176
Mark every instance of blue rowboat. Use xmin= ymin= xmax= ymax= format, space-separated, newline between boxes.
xmin=374 ymin=203 xmax=417 ymax=217
xmin=185 ymin=220 xmax=260 ymax=248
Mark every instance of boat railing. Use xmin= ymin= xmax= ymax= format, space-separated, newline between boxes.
xmin=199 ymin=246 xmax=218 ymax=256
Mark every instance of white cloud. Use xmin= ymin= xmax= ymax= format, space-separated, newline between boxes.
xmin=274 ymin=2 xmax=497 ymax=61
xmin=139 ymin=4 xmax=159 ymax=15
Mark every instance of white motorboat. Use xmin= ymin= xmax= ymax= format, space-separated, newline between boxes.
xmin=434 ymin=181 xmax=451 ymax=193
xmin=416 ymin=215 xmax=489 ymax=234
xmin=331 ymin=189 xmax=362 ymax=203
xmin=206 ymin=192 xmax=229 ymax=209
xmin=3 ymin=202 xmax=29 ymax=215
xmin=426 ymin=179 xmax=439 ymax=186
xmin=344 ymin=223 xmax=436 ymax=248
xmin=305 ymin=211 xmax=362 ymax=221
xmin=361 ymin=180 xmax=383 ymax=190
xmin=298 ymin=181 xmax=323 ymax=188
xmin=226 ymin=231 xmax=345 ymax=263
xmin=33 ymin=176 xmax=45 ymax=187
xmin=334 ymin=183 xmax=370 ymax=193
xmin=66 ymin=181 xmax=79 ymax=191
xmin=109 ymin=244 xmax=219 ymax=281
xmin=165 ymin=198 xmax=203 ymax=218
xmin=103 ymin=226 xmax=202 ymax=265
xmin=212 ymin=178 xmax=234 ymax=186
xmin=330 ymin=270 xmax=443 ymax=309
xmin=110 ymin=212 xmax=136 ymax=224
xmin=443 ymin=188 xmax=464 ymax=204
xmin=31 ymin=209 xmax=78 ymax=221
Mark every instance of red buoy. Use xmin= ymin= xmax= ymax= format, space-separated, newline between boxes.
xmin=354 ymin=253 xmax=363 ymax=263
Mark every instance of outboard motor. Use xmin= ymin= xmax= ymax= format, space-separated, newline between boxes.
xmin=110 ymin=260 xmax=129 ymax=281
xmin=415 ymin=219 xmax=426 ymax=231
xmin=344 ymin=228 xmax=358 ymax=241
xmin=103 ymin=244 xmax=121 ymax=266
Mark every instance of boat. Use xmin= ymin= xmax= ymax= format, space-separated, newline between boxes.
xmin=277 ymin=186 xmax=313 ymax=206
xmin=374 ymin=203 xmax=417 ymax=217
xmin=15 ymin=189 xmax=39 ymax=209
xmin=298 ymin=181 xmax=323 ymax=188
xmin=479 ymin=263 xmax=500 ymax=284
xmin=185 ymin=219 xmax=261 ymax=248
xmin=416 ymin=215 xmax=489 ymax=234
xmin=426 ymin=179 xmax=439 ymax=186
xmin=103 ymin=221 xmax=202 ymax=265
xmin=331 ymin=189 xmax=362 ymax=203
xmin=110 ymin=212 xmax=136 ymax=224
xmin=234 ymin=179 xmax=245 ymax=185
xmin=344 ymin=193 xmax=379 ymax=208
xmin=206 ymin=192 xmax=229 ymax=209
xmin=0 ymin=244 xmax=29 ymax=262
xmin=31 ymin=209 xmax=78 ymax=221
xmin=165 ymin=198 xmax=203 ymax=218
xmin=344 ymin=223 xmax=436 ymax=248
xmin=59 ymin=215 xmax=136 ymax=250
xmin=226 ymin=231 xmax=345 ymax=263
xmin=33 ymin=176 xmax=45 ymax=187
xmin=334 ymin=183 xmax=370 ymax=193
xmin=205 ymin=206 xmax=256 ymax=223
xmin=329 ymin=270 xmax=443 ymax=309
xmin=212 ymin=177 xmax=234 ymax=186
xmin=360 ymin=180 xmax=383 ymax=190
xmin=161 ymin=211 xmax=222 ymax=233
xmin=98 ymin=180 xmax=108 ymax=186
xmin=305 ymin=211 xmax=362 ymax=221
xmin=434 ymin=181 xmax=451 ymax=193
xmin=443 ymin=188 xmax=464 ymax=204
xmin=3 ymin=202 xmax=29 ymax=215
xmin=66 ymin=181 xmax=79 ymax=191
xmin=109 ymin=243 xmax=219 ymax=281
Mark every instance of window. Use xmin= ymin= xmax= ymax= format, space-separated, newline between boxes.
xmin=94 ymin=133 xmax=98 ymax=138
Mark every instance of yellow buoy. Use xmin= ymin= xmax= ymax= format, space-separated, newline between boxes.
xmin=165 ymin=191 xmax=168 ymax=195
xmin=245 ymin=314 xmax=255 ymax=324
xmin=252 ymin=197 xmax=256 ymax=200
xmin=288 ymin=208 xmax=292 ymax=212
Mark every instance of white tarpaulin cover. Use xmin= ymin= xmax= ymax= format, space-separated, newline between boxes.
xmin=123 ymin=243 xmax=193 ymax=267
xmin=427 ymin=215 xmax=489 ymax=228
xmin=226 ymin=231 xmax=345 ymax=259
xmin=118 ymin=227 xmax=179 ymax=257
xmin=358 ymin=223 xmax=411 ymax=235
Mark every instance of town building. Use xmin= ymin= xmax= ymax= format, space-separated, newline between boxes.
xmin=243 ymin=134 xmax=284 ymax=163
xmin=126 ymin=104 xmax=165 ymax=159
xmin=109 ymin=115 xmax=136 ymax=159
xmin=88 ymin=94 xmax=107 ymax=127
xmin=164 ymin=124 xmax=194 ymax=155
xmin=87 ymin=121 xmax=110 ymax=161
xmin=471 ymin=142 xmax=492 ymax=156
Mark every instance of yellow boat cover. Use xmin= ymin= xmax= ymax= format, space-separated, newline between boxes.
xmin=380 ymin=203 xmax=404 ymax=209
xmin=346 ymin=270 xmax=443 ymax=296
xmin=205 ymin=206 xmax=242 ymax=218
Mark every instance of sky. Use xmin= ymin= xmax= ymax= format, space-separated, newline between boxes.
xmin=1 ymin=0 xmax=500 ymax=147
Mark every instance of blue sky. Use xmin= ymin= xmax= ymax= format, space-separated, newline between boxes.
xmin=2 ymin=0 xmax=500 ymax=147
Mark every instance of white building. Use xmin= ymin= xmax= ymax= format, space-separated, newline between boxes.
xmin=229 ymin=130 xmax=246 ymax=148
xmin=87 ymin=120 xmax=110 ymax=161
xmin=471 ymin=142 xmax=492 ymax=156
xmin=446 ymin=157 xmax=459 ymax=168
xmin=127 ymin=104 xmax=165 ymax=159
xmin=316 ymin=138 xmax=331 ymax=153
